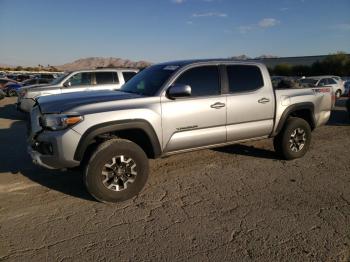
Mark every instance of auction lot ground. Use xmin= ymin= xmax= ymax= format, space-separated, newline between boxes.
xmin=0 ymin=97 xmax=349 ymax=261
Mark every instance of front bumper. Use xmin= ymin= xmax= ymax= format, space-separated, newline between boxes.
xmin=27 ymin=146 xmax=57 ymax=169
xmin=28 ymin=129 xmax=82 ymax=169
xmin=27 ymin=110 xmax=82 ymax=170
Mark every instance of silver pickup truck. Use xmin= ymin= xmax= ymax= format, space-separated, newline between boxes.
xmin=27 ymin=60 xmax=333 ymax=202
xmin=18 ymin=68 xmax=138 ymax=112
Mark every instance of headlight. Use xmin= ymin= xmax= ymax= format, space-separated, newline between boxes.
xmin=41 ymin=114 xmax=83 ymax=130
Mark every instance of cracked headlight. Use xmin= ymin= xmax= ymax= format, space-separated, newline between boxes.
xmin=41 ymin=114 xmax=83 ymax=131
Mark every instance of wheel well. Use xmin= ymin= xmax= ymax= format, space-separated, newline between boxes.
xmin=289 ymin=109 xmax=315 ymax=130
xmin=80 ymin=128 xmax=156 ymax=166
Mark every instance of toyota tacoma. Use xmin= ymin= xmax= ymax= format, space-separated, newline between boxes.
xmin=27 ymin=60 xmax=333 ymax=202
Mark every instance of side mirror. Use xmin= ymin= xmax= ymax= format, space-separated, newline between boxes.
xmin=63 ymin=81 xmax=71 ymax=88
xmin=167 ymin=84 xmax=191 ymax=99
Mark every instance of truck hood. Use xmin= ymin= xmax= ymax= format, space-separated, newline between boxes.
xmin=37 ymin=90 xmax=142 ymax=114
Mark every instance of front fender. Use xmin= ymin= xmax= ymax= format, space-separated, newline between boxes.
xmin=73 ymin=119 xmax=161 ymax=161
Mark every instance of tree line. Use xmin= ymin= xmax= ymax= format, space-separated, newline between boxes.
xmin=269 ymin=52 xmax=350 ymax=77
xmin=0 ymin=64 xmax=59 ymax=72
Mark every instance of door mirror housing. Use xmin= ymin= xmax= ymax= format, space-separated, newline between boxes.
xmin=167 ymin=84 xmax=191 ymax=99
xmin=63 ymin=81 xmax=71 ymax=88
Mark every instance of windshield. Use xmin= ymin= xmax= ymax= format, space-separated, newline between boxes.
xmin=120 ymin=65 xmax=179 ymax=96
xmin=22 ymin=79 xmax=34 ymax=85
xmin=50 ymin=72 xmax=69 ymax=85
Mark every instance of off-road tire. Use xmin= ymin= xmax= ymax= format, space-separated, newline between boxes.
xmin=84 ymin=139 xmax=149 ymax=203
xmin=273 ymin=117 xmax=311 ymax=160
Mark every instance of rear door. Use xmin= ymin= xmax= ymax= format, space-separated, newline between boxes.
xmin=61 ymin=72 xmax=92 ymax=94
xmin=225 ymin=64 xmax=275 ymax=141
xmin=91 ymin=71 xmax=120 ymax=91
xmin=161 ymin=65 xmax=227 ymax=153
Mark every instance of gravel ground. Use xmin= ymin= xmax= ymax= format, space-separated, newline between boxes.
xmin=0 ymin=97 xmax=349 ymax=262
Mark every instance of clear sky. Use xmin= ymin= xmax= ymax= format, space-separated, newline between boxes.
xmin=0 ymin=0 xmax=349 ymax=66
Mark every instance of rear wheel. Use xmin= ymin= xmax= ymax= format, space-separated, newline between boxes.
xmin=274 ymin=117 xmax=311 ymax=160
xmin=84 ymin=139 xmax=149 ymax=203
xmin=335 ymin=90 xmax=341 ymax=99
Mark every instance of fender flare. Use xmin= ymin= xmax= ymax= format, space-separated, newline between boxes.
xmin=73 ymin=119 xmax=161 ymax=161
xmin=274 ymin=102 xmax=315 ymax=136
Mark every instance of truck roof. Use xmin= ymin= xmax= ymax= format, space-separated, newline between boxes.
xmin=65 ymin=68 xmax=139 ymax=74
xmin=158 ymin=59 xmax=265 ymax=68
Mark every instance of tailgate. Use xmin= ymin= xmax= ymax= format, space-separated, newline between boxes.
xmin=311 ymin=86 xmax=333 ymax=126
xmin=312 ymin=86 xmax=334 ymax=109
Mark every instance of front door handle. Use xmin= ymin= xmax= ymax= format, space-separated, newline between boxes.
xmin=258 ymin=98 xmax=270 ymax=104
xmin=210 ymin=102 xmax=226 ymax=109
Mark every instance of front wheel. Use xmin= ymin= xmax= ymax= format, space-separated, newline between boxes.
xmin=84 ymin=139 xmax=149 ymax=203
xmin=273 ymin=117 xmax=311 ymax=160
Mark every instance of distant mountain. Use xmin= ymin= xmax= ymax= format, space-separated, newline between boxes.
xmin=55 ymin=57 xmax=152 ymax=71
xmin=230 ymin=55 xmax=251 ymax=60
xmin=255 ymin=54 xmax=280 ymax=59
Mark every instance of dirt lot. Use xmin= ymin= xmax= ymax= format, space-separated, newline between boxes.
xmin=0 ymin=97 xmax=349 ymax=261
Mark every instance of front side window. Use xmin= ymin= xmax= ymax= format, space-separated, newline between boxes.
xmin=227 ymin=65 xmax=264 ymax=93
xmin=174 ymin=66 xmax=220 ymax=97
xmin=66 ymin=72 xmax=92 ymax=86
xmin=318 ymin=79 xmax=327 ymax=86
xmin=95 ymin=72 xmax=119 ymax=85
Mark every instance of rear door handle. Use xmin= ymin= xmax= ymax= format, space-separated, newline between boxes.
xmin=258 ymin=98 xmax=270 ymax=104
xmin=210 ymin=102 xmax=226 ymax=109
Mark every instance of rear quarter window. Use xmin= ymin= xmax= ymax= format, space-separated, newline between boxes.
xmin=227 ymin=65 xmax=264 ymax=93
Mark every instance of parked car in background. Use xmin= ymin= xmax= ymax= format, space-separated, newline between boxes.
xmin=0 ymin=78 xmax=18 ymax=89
xmin=27 ymin=59 xmax=333 ymax=202
xmin=3 ymin=78 xmax=52 ymax=96
xmin=347 ymin=91 xmax=350 ymax=119
xmin=34 ymin=73 xmax=57 ymax=80
xmin=299 ymin=76 xmax=345 ymax=98
xmin=6 ymin=74 xmax=18 ymax=80
xmin=22 ymin=78 xmax=52 ymax=86
xmin=15 ymin=74 xmax=31 ymax=82
xmin=0 ymin=89 xmax=5 ymax=100
xmin=18 ymin=68 xmax=139 ymax=112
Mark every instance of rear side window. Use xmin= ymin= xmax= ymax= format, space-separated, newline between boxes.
xmin=95 ymin=72 xmax=119 ymax=84
xmin=327 ymin=78 xmax=337 ymax=85
xmin=175 ymin=66 xmax=220 ymax=97
xmin=122 ymin=72 xmax=137 ymax=82
xmin=227 ymin=65 xmax=264 ymax=93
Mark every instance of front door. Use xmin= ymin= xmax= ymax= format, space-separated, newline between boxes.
xmin=161 ymin=65 xmax=226 ymax=153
